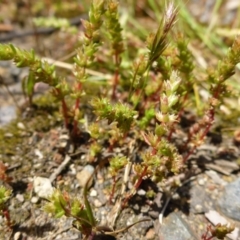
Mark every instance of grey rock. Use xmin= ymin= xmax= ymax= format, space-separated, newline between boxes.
xmin=218 ymin=177 xmax=240 ymax=221
xmin=214 ymin=159 xmax=239 ymax=173
xmin=156 ymin=212 xmax=198 ymax=240
xmin=190 ymin=185 xmax=212 ymax=214
xmin=0 ymin=105 xmax=16 ymax=126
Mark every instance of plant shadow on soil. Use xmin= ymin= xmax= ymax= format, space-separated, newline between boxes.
xmin=12 ymin=223 xmax=55 ymax=238
xmin=128 ymin=176 xmax=191 ymax=218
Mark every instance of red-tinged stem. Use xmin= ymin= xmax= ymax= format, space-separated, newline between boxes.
xmin=134 ymin=166 xmax=148 ymax=190
xmin=61 ymin=99 xmax=69 ymax=128
xmin=183 ymin=83 xmax=222 ymax=163
xmin=3 ymin=208 xmax=12 ymax=228
xmin=183 ymin=107 xmax=215 ymax=163
xmin=55 ymin=88 xmax=69 ymax=129
xmin=201 ymin=225 xmax=214 ymax=240
xmin=122 ymin=166 xmax=148 ymax=207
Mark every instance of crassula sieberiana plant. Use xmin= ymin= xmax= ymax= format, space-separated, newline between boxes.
xmin=0 ymin=0 xmax=239 ymax=238
xmin=0 ymin=186 xmax=12 ymax=229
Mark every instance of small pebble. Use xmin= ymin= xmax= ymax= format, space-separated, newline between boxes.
xmin=33 ymin=163 xmax=42 ymax=169
xmin=76 ymin=165 xmax=94 ymax=188
xmin=17 ymin=122 xmax=25 ymax=130
xmin=4 ymin=132 xmax=13 ymax=138
xmin=69 ymin=164 xmax=76 ymax=175
xmin=59 ymin=141 xmax=68 ymax=148
xmin=16 ymin=194 xmax=24 ymax=203
xmin=33 ymin=176 xmax=53 ymax=198
xmin=34 ymin=149 xmax=43 ymax=159
xmin=137 ymin=189 xmax=146 ymax=196
xmin=133 ymin=204 xmax=140 ymax=211
xmin=94 ymin=199 xmax=103 ymax=207
xmin=148 ymin=211 xmax=158 ymax=219
xmin=14 ymin=232 xmax=21 ymax=240
xmin=198 ymin=178 xmax=206 ymax=186
xmin=90 ymin=189 xmax=98 ymax=197
xmin=31 ymin=196 xmax=39 ymax=204
xmin=195 ymin=204 xmax=203 ymax=212
xmin=141 ymin=205 xmax=150 ymax=213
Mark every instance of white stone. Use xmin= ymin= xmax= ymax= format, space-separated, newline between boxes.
xmin=94 ymin=199 xmax=102 ymax=207
xmin=90 ymin=189 xmax=98 ymax=197
xmin=69 ymin=164 xmax=76 ymax=175
xmin=34 ymin=149 xmax=43 ymax=160
xmin=14 ymin=232 xmax=22 ymax=240
xmin=16 ymin=194 xmax=24 ymax=203
xmin=17 ymin=122 xmax=25 ymax=130
xmin=33 ymin=177 xmax=53 ymax=199
xmin=198 ymin=178 xmax=206 ymax=186
xmin=195 ymin=204 xmax=203 ymax=212
xmin=137 ymin=189 xmax=146 ymax=196
xmin=31 ymin=196 xmax=39 ymax=204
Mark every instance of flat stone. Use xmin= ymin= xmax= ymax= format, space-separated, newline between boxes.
xmin=0 ymin=105 xmax=16 ymax=127
xmin=76 ymin=165 xmax=94 ymax=188
xmin=157 ymin=212 xmax=198 ymax=240
xmin=33 ymin=176 xmax=53 ymax=199
xmin=215 ymin=159 xmax=239 ymax=172
xmin=218 ymin=177 xmax=240 ymax=221
xmin=190 ymin=185 xmax=211 ymax=214
xmin=205 ymin=170 xmax=227 ymax=186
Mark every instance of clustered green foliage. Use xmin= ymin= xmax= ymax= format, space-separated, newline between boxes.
xmin=0 ymin=0 xmax=240 ymax=239
xmin=0 ymin=186 xmax=11 ymax=208
xmin=33 ymin=17 xmax=78 ymax=34
xmin=202 ymin=223 xmax=235 ymax=240
xmin=0 ymin=186 xmax=12 ymax=228
xmin=91 ymin=98 xmax=137 ymax=134
xmin=44 ymin=189 xmax=98 ymax=236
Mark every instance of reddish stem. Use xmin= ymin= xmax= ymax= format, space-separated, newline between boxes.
xmin=182 ymin=83 xmax=222 ymax=163
xmin=61 ymin=99 xmax=69 ymax=128
xmin=201 ymin=225 xmax=214 ymax=240
xmin=2 ymin=208 xmax=12 ymax=228
xmin=134 ymin=166 xmax=148 ymax=190
xmin=122 ymin=166 xmax=148 ymax=207
xmin=55 ymin=88 xmax=69 ymax=129
xmin=183 ymin=106 xmax=215 ymax=163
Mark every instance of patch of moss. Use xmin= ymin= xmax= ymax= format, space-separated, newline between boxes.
xmin=0 ymin=93 xmax=61 ymax=163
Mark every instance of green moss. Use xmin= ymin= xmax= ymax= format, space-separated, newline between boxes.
xmin=0 ymin=93 xmax=61 ymax=163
